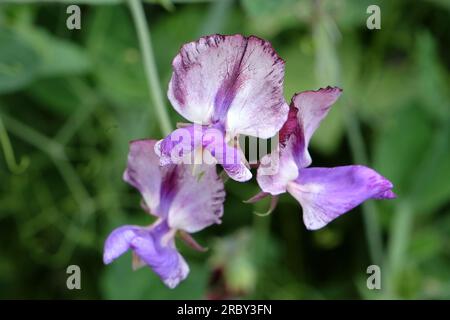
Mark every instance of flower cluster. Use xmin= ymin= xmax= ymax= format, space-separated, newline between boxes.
xmin=103 ymin=34 xmax=395 ymax=288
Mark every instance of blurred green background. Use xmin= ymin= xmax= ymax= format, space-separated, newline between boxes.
xmin=0 ymin=0 xmax=449 ymax=299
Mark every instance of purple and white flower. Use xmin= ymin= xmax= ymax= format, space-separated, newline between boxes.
xmin=255 ymin=87 xmax=396 ymax=230
xmin=155 ymin=34 xmax=289 ymax=182
xmin=103 ymin=139 xmax=225 ymax=288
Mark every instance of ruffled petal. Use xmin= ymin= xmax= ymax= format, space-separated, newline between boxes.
xmin=103 ymin=222 xmax=189 ymax=289
xmin=284 ymin=87 xmax=342 ymax=168
xmin=168 ymin=164 xmax=225 ymax=233
xmin=123 ymin=139 xmax=163 ymax=216
xmin=168 ymin=34 xmax=288 ymax=138
xmin=286 ymin=165 xmax=395 ymax=230
xmin=255 ymin=87 xmax=342 ymax=194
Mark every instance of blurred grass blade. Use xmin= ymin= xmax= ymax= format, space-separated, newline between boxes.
xmin=0 ymin=115 xmax=30 ymax=174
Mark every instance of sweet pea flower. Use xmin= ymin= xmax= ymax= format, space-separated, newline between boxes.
xmin=103 ymin=139 xmax=225 ymax=288
xmin=254 ymin=87 xmax=396 ymax=230
xmin=155 ymin=34 xmax=289 ymax=182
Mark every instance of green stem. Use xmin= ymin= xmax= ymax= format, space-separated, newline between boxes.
xmin=0 ymin=115 xmax=29 ymax=174
xmin=127 ymin=0 xmax=173 ymax=136
xmin=384 ymin=201 xmax=412 ymax=299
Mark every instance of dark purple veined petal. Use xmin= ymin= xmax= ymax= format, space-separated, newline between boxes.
xmin=103 ymin=221 xmax=189 ymax=288
xmin=168 ymin=34 xmax=288 ymax=139
xmin=255 ymin=87 xmax=342 ymax=195
xmin=288 ymin=86 xmax=342 ymax=168
xmin=287 ymin=165 xmax=395 ymax=230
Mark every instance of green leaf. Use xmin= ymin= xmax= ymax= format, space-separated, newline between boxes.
xmin=27 ymin=78 xmax=83 ymax=116
xmin=372 ymin=104 xmax=450 ymax=214
xmin=373 ymin=105 xmax=433 ymax=198
xmin=85 ymin=6 xmax=148 ymax=108
xmin=0 ymin=28 xmax=40 ymax=94
xmin=17 ymin=27 xmax=91 ymax=77
xmin=241 ymin=0 xmax=309 ymax=36
xmin=414 ymin=31 xmax=449 ymax=119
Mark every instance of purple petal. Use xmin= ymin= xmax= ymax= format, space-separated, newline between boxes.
xmin=167 ymin=164 xmax=226 ymax=232
xmin=103 ymin=222 xmax=189 ymax=289
xmin=157 ymin=125 xmax=252 ymax=182
xmin=168 ymin=34 xmax=288 ymax=138
xmin=285 ymin=87 xmax=342 ymax=168
xmin=202 ymin=128 xmax=251 ymax=182
xmin=123 ymin=139 xmax=163 ymax=216
xmin=257 ymin=147 xmax=299 ymax=195
xmin=256 ymin=87 xmax=342 ymax=194
xmin=103 ymin=225 xmax=141 ymax=264
xmin=155 ymin=125 xmax=204 ymax=166
xmin=286 ymin=165 xmax=395 ymax=230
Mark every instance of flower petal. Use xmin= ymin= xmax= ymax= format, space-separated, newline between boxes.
xmin=256 ymin=87 xmax=342 ymax=194
xmin=103 ymin=225 xmax=141 ymax=264
xmin=157 ymin=125 xmax=251 ymax=182
xmin=203 ymin=129 xmax=252 ymax=182
xmin=168 ymin=34 xmax=288 ymax=138
xmin=287 ymin=165 xmax=395 ymax=230
xmin=123 ymin=139 xmax=163 ymax=216
xmin=103 ymin=222 xmax=189 ymax=289
xmin=286 ymin=87 xmax=342 ymax=168
xmin=155 ymin=125 xmax=204 ymax=166
xmin=257 ymin=147 xmax=299 ymax=195
xmin=168 ymin=164 xmax=226 ymax=233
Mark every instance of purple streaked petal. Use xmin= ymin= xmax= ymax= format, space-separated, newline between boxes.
xmin=123 ymin=139 xmax=163 ymax=216
xmin=103 ymin=222 xmax=189 ymax=289
xmin=255 ymin=87 xmax=342 ymax=194
xmin=284 ymin=87 xmax=342 ymax=168
xmin=286 ymin=165 xmax=395 ymax=230
xmin=168 ymin=34 xmax=288 ymax=138
xmin=167 ymin=164 xmax=225 ymax=233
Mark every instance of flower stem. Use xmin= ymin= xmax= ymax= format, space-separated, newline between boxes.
xmin=127 ymin=0 xmax=173 ymax=136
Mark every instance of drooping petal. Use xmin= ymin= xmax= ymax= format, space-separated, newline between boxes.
xmin=123 ymin=139 xmax=163 ymax=216
xmin=256 ymin=87 xmax=342 ymax=194
xmin=168 ymin=34 xmax=288 ymax=138
xmin=103 ymin=221 xmax=189 ymax=289
xmin=167 ymin=164 xmax=226 ymax=233
xmin=287 ymin=86 xmax=342 ymax=168
xmin=286 ymin=165 xmax=395 ymax=230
